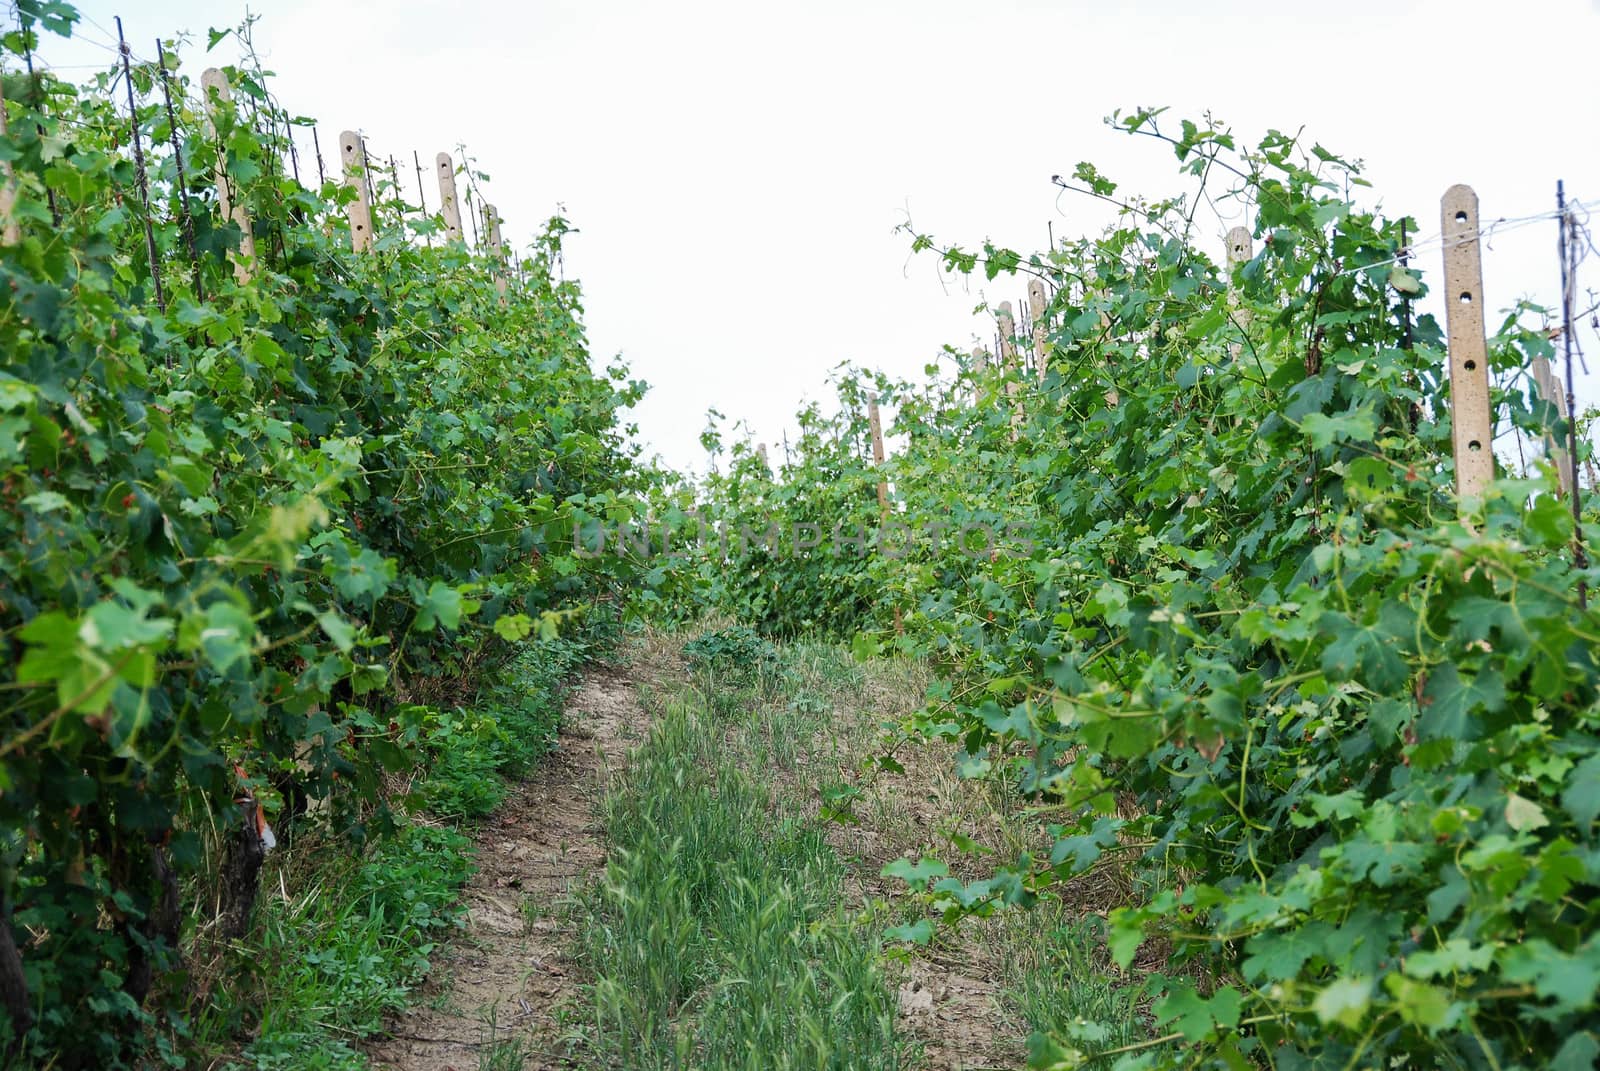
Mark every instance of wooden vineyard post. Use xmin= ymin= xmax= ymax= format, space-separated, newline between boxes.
xmin=1440 ymin=185 xmax=1493 ymax=502
xmin=1029 ymin=279 xmax=1049 ymax=383
xmin=485 ymin=203 xmax=508 ymax=300
xmin=202 ymin=69 xmax=256 ymax=281
xmin=340 ymin=131 xmax=374 ymax=253
xmin=0 ymin=78 xmax=18 ymax=245
xmin=756 ymin=443 xmax=769 ymax=469
xmin=435 ymin=152 xmax=463 ymax=242
xmin=998 ymin=301 xmax=1023 ymax=439
xmin=970 ymin=346 xmax=988 ymax=405
xmin=1530 ymin=355 xmax=1574 ymax=497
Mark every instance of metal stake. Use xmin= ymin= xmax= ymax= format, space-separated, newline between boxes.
xmin=1557 ymin=179 xmax=1588 ymax=608
xmin=156 ymin=39 xmax=201 ymax=302
xmin=117 ymin=16 xmax=164 ymax=311
xmin=21 ymin=31 xmax=59 ymax=226
xmin=461 ymin=149 xmax=480 ymax=247
xmin=311 ymin=126 xmax=327 ymax=187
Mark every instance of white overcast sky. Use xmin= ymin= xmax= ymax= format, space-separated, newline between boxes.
xmin=39 ymin=0 xmax=1600 ymax=475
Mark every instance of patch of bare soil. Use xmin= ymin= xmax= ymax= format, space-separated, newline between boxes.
xmin=363 ymin=664 xmax=646 ymax=1071
xmin=894 ymin=952 xmax=1017 ymax=1071
xmin=868 ymin=743 xmax=1027 ymax=1071
xmin=813 ymin=661 xmax=1028 ymax=1071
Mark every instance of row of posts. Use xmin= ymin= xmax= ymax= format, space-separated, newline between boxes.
xmin=335 ymin=122 xmax=505 ymax=298
xmin=0 ymin=74 xmax=1582 ymax=547
xmin=1441 ymin=182 xmax=1583 ymax=518
xmin=834 ymin=186 xmax=1580 ymax=564
xmin=923 ymin=191 xmax=1575 ymax=507
xmin=0 ymin=60 xmax=514 ymax=296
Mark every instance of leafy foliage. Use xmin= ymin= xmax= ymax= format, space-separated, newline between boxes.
xmin=201 ymin=821 xmax=474 ymax=1068
xmin=414 ymin=638 xmax=579 ymax=821
xmin=0 ymin=8 xmax=643 ymax=1062
xmin=682 ymin=624 xmax=780 ymax=675
xmin=643 ymin=386 xmax=888 ymax=636
xmin=194 ymin=639 xmax=579 ymax=1068
xmin=677 ymin=109 xmax=1600 ymax=1067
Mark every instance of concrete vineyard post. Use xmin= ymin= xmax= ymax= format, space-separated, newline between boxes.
xmin=1440 ymin=185 xmax=1493 ymax=502
xmin=998 ymin=301 xmax=1023 ymax=439
xmin=867 ymin=392 xmax=903 ymax=633
xmin=436 ymin=152 xmax=463 ymax=242
xmin=341 ymin=131 xmax=374 ymax=253
xmin=0 ymin=78 xmax=18 ymax=245
xmin=1530 ymin=355 xmax=1574 ymax=497
xmin=998 ymin=301 xmax=1019 ymax=372
xmin=1225 ymin=225 xmax=1253 ymax=362
xmin=868 ymin=392 xmax=888 ymax=513
xmin=485 ymin=202 xmax=504 ymax=254
xmin=1225 ymin=226 xmax=1253 ymax=271
xmin=1029 ymin=279 xmax=1049 ymax=383
xmin=202 ymin=68 xmax=257 ymax=281
xmin=485 ymin=203 xmax=508 ymax=300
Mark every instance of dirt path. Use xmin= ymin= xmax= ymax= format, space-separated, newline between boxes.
xmin=364 ymin=666 xmax=645 ymax=1071
xmin=364 ymin=638 xmax=1026 ymax=1071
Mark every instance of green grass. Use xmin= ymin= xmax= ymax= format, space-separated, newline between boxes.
xmin=477 ymin=1006 xmax=530 ymax=1071
xmin=196 ymin=821 xmax=472 ymax=1069
xmin=192 ymin=639 xmax=581 ymax=1070
xmin=577 ymin=648 xmax=908 ymax=1070
xmin=998 ymin=909 xmax=1168 ymax=1067
xmin=417 ymin=641 xmax=578 ymax=820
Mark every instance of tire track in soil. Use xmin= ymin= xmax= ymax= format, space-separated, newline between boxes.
xmin=364 ymin=666 xmax=644 ymax=1071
